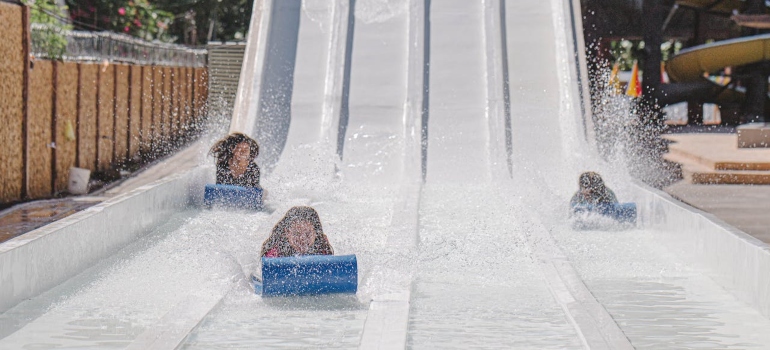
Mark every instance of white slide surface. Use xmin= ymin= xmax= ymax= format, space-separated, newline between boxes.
xmin=2 ymin=0 xmax=770 ymax=349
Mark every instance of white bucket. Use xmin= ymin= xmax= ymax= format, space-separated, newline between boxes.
xmin=68 ymin=167 xmax=91 ymax=195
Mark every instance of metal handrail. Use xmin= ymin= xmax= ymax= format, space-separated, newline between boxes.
xmin=31 ymin=24 xmax=207 ymax=67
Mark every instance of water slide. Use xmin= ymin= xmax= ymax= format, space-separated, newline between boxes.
xmin=664 ymin=33 xmax=770 ymax=105
xmin=2 ymin=0 xmax=770 ymax=348
xmin=666 ymin=33 xmax=770 ymax=83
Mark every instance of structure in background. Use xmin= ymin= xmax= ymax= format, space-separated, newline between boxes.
xmin=206 ymin=42 xmax=246 ymax=113
xmin=582 ymin=0 xmax=770 ymax=129
xmin=0 ymin=1 xmax=209 ymax=205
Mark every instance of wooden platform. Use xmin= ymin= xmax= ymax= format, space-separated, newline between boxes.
xmin=665 ymin=182 xmax=770 ymax=244
xmin=663 ymin=133 xmax=770 ymax=184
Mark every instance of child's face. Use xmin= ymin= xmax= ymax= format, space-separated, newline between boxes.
xmin=287 ymin=221 xmax=316 ymax=254
xmin=232 ymin=142 xmax=251 ymax=163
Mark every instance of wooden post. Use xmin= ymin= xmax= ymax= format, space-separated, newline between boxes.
xmin=112 ymin=63 xmax=119 ymax=165
xmin=126 ymin=65 xmax=134 ymax=160
xmin=75 ymin=63 xmax=82 ymax=168
xmin=687 ymin=101 xmax=703 ymax=125
xmin=21 ymin=3 xmax=30 ymax=199
xmin=95 ymin=63 xmax=101 ymax=170
xmin=51 ymin=61 xmax=59 ymax=194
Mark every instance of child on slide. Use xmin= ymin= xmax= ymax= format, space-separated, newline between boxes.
xmin=209 ymin=133 xmax=262 ymax=189
xmin=569 ymin=171 xmax=618 ymax=209
xmin=261 ymin=206 xmax=334 ymax=258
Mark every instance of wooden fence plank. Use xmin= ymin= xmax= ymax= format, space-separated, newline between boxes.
xmin=161 ymin=66 xmax=172 ymax=151
xmin=54 ymin=62 xmax=79 ymax=193
xmin=27 ymin=60 xmax=53 ymax=198
xmin=141 ymin=66 xmax=154 ymax=153
xmin=152 ymin=66 xmax=163 ymax=154
xmin=0 ymin=2 xmax=25 ymax=203
xmin=128 ymin=65 xmax=142 ymax=159
xmin=97 ymin=64 xmax=115 ymax=171
xmin=114 ymin=64 xmax=130 ymax=164
xmin=77 ymin=64 xmax=98 ymax=171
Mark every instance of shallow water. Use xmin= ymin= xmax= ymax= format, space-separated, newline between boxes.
xmin=551 ymin=225 xmax=770 ymax=348
xmin=406 ymin=184 xmax=583 ymax=349
xmin=0 ymin=199 xmax=98 ymax=243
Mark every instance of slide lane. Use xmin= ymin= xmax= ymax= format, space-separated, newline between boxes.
xmin=505 ymin=0 xmax=770 ymax=348
xmin=181 ymin=1 xmax=415 ymax=348
xmin=0 ymin=1 xmax=347 ymax=348
xmin=407 ymin=0 xmax=584 ymax=348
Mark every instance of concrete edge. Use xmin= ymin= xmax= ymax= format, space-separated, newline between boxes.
xmin=124 ymin=293 xmax=226 ymax=350
xmin=0 ymin=167 xmax=207 ymax=314
xmin=631 ymin=179 xmax=770 ymax=319
xmin=124 ymin=201 xmax=304 ymax=350
xmin=510 ymin=176 xmax=638 ymax=350
xmin=518 ymin=199 xmax=634 ymax=350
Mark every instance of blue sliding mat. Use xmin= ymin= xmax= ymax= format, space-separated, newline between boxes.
xmin=252 ymin=254 xmax=358 ymax=296
xmin=203 ymin=184 xmax=263 ymax=210
xmin=572 ymin=202 xmax=637 ymax=223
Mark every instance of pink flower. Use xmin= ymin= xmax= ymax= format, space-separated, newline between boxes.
xmin=124 ymin=26 xmax=130 ymax=33
xmin=133 ymin=19 xmax=142 ymax=27
xmin=118 ymin=7 xmax=126 ymax=16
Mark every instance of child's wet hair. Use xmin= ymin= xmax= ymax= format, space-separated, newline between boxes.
xmin=579 ymin=171 xmax=604 ymax=190
xmin=209 ymin=133 xmax=260 ymax=165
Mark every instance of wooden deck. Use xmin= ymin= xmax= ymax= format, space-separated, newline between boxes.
xmin=665 ymin=182 xmax=770 ymax=244
xmin=663 ymin=133 xmax=770 ymax=184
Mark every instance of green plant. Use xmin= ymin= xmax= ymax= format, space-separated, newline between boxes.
xmin=609 ymin=39 xmax=644 ymax=71
xmin=66 ymin=0 xmax=174 ymax=42
xmin=24 ymin=0 xmax=72 ymax=60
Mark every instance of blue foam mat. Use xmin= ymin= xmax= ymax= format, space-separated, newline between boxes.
xmin=203 ymin=184 xmax=263 ymax=209
xmin=252 ymin=254 xmax=358 ymax=296
xmin=571 ymin=202 xmax=637 ymax=223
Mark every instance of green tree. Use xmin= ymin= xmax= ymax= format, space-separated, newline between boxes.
xmin=65 ymin=0 xmax=174 ymax=41
xmin=154 ymin=0 xmax=254 ymax=45
xmin=24 ymin=0 xmax=72 ymax=60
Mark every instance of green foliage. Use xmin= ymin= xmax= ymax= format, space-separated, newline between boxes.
xmin=30 ymin=0 xmax=253 ymax=46
xmin=24 ymin=0 xmax=71 ymax=60
xmin=609 ymin=40 xmax=644 ymax=71
xmin=65 ymin=0 xmax=174 ymax=41
xmin=154 ymin=0 xmax=254 ymax=45
xmin=660 ymin=40 xmax=683 ymax=62
xmin=610 ymin=39 xmax=683 ymax=71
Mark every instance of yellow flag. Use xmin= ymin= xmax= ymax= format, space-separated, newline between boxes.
xmin=609 ymin=62 xmax=622 ymax=95
xmin=626 ymin=60 xmax=641 ymax=98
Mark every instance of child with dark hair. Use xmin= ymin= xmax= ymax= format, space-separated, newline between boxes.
xmin=209 ymin=133 xmax=261 ymax=188
xmin=570 ymin=171 xmax=618 ymax=207
xmin=261 ymin=206 xmax=334 ymax=258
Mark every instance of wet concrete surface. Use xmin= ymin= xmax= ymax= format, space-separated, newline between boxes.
xmin=0 ymin=199 xmax=101 ymax=244
xmin=0 ymin=142 xmax=204 ymax=245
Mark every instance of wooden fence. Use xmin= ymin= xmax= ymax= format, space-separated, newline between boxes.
xmin=0 ymin=1 xmax=209 ymax=203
